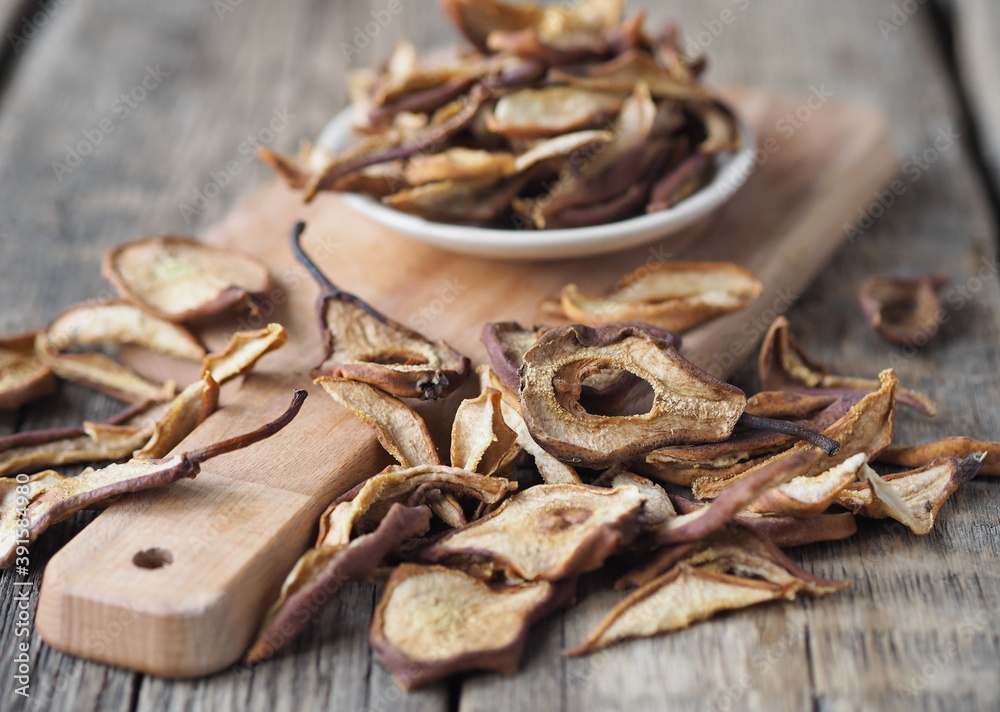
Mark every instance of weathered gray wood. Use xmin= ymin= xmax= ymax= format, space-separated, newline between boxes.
xmin=948 ymin=0 xmax=1000 ymax=191
xmin=0 ymin=0 xmax=998 ymax=710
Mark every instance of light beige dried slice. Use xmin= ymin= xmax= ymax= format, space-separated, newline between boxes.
xmin=568 ymin=529 xmax=848 ymax=655
xmin=245 ymin=502 xmax=432 ymax=665
xmin=382 ymin=174 xmax=524 ymax=223
xmin=487 ymin=87 xmax=624 ymax=139
xmin=35 ymin=300 xmax=207 ymax=402
xmin=370 ymin=563 xmax=573 ymax=691
xmin=549 ymin=262 xmax=762 ymax=332
xmin=691 ymin=370 xmax=898 ymax=500
xmin=512 ymin=129 xmax=613 ymax=173
xmin=519 ymin=324 xmax=746 ymax=468
xmin=610 ymin=471 xmax=676 ymax=528
xmin=746 ymin=452 xmax=866 ymax=517
xmin=132 ymin=373 xmax=219 ymax=459
xmin=836 ymin=455 xmax=983 ymax=534
xmin=758 ymin=316 xmax=936 ymax=415
xmin=549 ymin=48 xmax=714 ymax=102
xmin=441 ymin=0 xmax=543 ymax=53
xmin=858 ymin=274 xmax=948 ymax=347
xmin=450 ymin=387 xmax=518 ymax=476
xmin=102 ymin=236 xmax=272 ymax=322
xmin=878 ymin=437 xmax=1000 ymax=476
xmin=421 ymin=483 xmax=643 ymax=580
xmin=202 ymin=323 xmax=288 ymax=384
xmin=316 ymin=377 xmax=440 ymax=468
xmin=0 ymin=331 xmax=56 ymax=410
xmin=0 ymin=390 xmax=305 ymax=567
xmin=404 ymin=148 xmax=516 ymax=185
xmin=319 ymin=465 xmax=516 ymax=547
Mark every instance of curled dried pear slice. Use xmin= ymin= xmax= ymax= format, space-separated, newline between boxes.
xmin=0 ymin=331 xmax=55 ymax=410
xmin=857 ymin=274 xmax=948 ymax=347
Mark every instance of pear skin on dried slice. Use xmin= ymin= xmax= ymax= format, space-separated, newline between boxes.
xmin=0 ymin=331 xmax=56 ymax=410
xmin=878 ymin=437 xmax=1000 ymax=476
xmin=746 ymin=452 xmax=867 ymax=518
xmin=857 ymin=274 xmax=948 ymax=348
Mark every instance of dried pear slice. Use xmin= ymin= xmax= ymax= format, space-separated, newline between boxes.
xmin=0 ymin=390 xmax=305 ymax=567
xmin=421 ymin=483 xmax=643 ymax=580
xmin=569 ymin=529 xmax=847 ymax=655
xmin=549 ymin=262 xmax=762 ymax=332
xmin=0 ymin=331 xmax=56 ymax=410
xmin=878 ymin=437 xmax=1000 ymax=475
xmin=202 ymin=323 xmax=288 ymax=384
xmin=746 ymin=452 xmax=866 ymax=518
xmin=691 ymin=370 xmax=898 ymax=500
xmin=102 ymin=235 xmax=271 ymax=322
xmin=245 ymin=502 xmax=432 ymax=665
xmin=403 ymin=147 xmax=516 ymax=185
xmin=836 ymin=455 xmax=983 ymax=535
xmin=549 ymin=48 xmax=715 ymax=102
xmin=758 ymin=316 xmax=936 ymax=415
xmin=519 ymin=324 xmax=746 ymax=468
xmin=316 ymin=377 xmax=440 ymax=468
xmin=131 ymin=374 xmax=219 ymax=459
xmin=450 ymin=387 xmax=518 ymax=476
xmin=857 ymin=274 xmax=948 ymax=347
xmin=319 ymin=465 xmax=516 ymax=547
xmin=370 ymin=563 xmax=573 ymax=690
xmin=293 ymin=222 xmax=469 ymax=400
xmin=35 ymin=300 xmax=207 ymax=402
xmin=441 ymin=0 xmax=543 ymax=53
xmin=487 ymin=87 xmax=624 ymax=139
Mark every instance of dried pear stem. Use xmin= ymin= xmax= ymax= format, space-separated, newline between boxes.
xmin=737 ymin=412 xmax=840 ymax=455
xmin=290 ymin=221 xmax=342 ymax=296
xmin=186 ymin=389 xmax=307 ymax=464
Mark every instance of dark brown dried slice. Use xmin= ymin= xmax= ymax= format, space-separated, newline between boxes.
xmin=487 ymin=87 xmax=625 ymax=139
xmin=316 ymin=377 xmax=440 ymax=468
xmin=451 ymin=387 xmax=518 ymax=476
xmin=292 ymin=222 xmax=469 ymax=400
xmin=319 ymin=465 xmax=516 ymax=547
xmin=35 ymin=299 xmax=207 ymax=403
xmin=421 ymin=483 xmax=643 ymax=580
xmin=547 ymin=262 xmax=763 ymax=333
xmin=0 ymin=331 xmax=56 ymax=410
xmin=102 ymin=236 xmax=272 ymax=322
xmin=441 ymin=0 xmax=543 ymax=53
xmin=744 ymin=391 xmax=840 ymax=420
xmin=691 ymin=369 xmax=898 ymax=500
xmin=857 ymin=274 xmax=948 ymax=347
xmin=0 ymin=390 xmax=306 ymax=567
xmin=481 ymin=321 xmax=549 ymax=391
xmin=519 ymin=324 xmax=746 ymax=468
xmin=370 ymin=563 xmax=574 ymax=691
xmin=878 ymin=437 xmax=1000 ymax=475
xmin=758 ymin=316 xmax=936 ymax=415
xmin=836 ymin=455 xmax=983 ymax=534
xmin=646 ymin=153 xmax=712 ymax=213
xmin=549 ymin=49 xmax=714 ymax=102
xmin=245 ymin=502 xmax=432 ymax=665
xmin=569 ymin=528 xmax=848 ymax=654
xmin=689 ymin=100 xmax=743 ymax=154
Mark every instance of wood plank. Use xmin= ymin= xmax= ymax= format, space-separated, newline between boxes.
xmin=948 ymin=0 xmax=1000 ymax=190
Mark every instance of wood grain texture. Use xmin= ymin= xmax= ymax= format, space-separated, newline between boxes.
xmin=0 ymin=0 xmax=996 ymax=711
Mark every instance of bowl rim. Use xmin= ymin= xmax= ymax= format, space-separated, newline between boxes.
xmin=316 ymin=104 xmax=757 ymax=252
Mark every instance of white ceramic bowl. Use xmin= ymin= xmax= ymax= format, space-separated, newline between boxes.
xmin=317 ymin=106 xmax=755 ymax=261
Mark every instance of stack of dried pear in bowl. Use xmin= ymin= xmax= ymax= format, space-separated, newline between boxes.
xmin=260 ymin=0 xmax=755 ymax=258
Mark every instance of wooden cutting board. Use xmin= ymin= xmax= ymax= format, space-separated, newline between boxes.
xmin=34 ymin=88 xmax=897 ymax=677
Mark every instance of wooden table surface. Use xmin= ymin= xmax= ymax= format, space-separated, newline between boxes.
xmin=1 ymin=1 xmax=998 ymax=710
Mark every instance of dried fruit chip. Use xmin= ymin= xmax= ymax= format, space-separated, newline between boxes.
xmin=544 ymin=262 xmax=763 ymax=333
xmin=370 ymin=563 xmax=574 ymax=690
xmin=441 ymin=0 xmax=543 ymax=53
xmin=316 ymin=377 xmax=440 ymax=467
xmin=35 ymin=299 xmax=207 ymax=402
xmin=245 ymin=502 xmax=432 ymax=665
xmin=878 ymin=437 xmax=1000 ymax=476
xmin=836 ymin=455 xmax=983 ymax=535
xmin=131 ymin=373 xmax=219 ymax=459
xmin=691 ymin=370 xmax=898 ymax=500
xmin=746 ymin=452 xmax=867 ymax=518
xmin=450 ymin=387 xmax=518 ymax=476
xmin=0 ymin=331 xmax=56 ymax=410
xmin=319 ymin=465 xmax=516 ymax=547
xmin=758 ymin=316 xmax=936 ymax=415
xmin=519 ymin=324 xmax=746 ymax=468
xmin=0 ymin=390 xmax=306 ymax=567
xmin=857 ymin=274 xmax=948 ymax=347
xmin=488 ymin=87 xmax=624 ymax=138
xmin=549 ymin=48 xmax=714 ymax=102
xmin=293 ymin=222 xmax=469 ymax=400
xmin=202 ymin=323 xmax=288 ymax=383
xmin=421 ymin=483 xmax=643 ymax=580
xmin=102 ymin=235 xmax=271 ymax=322
xmin=568 ymin=529 xmax=847 ymax=654
xmin=403 ymin=147 xmax=516 ymax=185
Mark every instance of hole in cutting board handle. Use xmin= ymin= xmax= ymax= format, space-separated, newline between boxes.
xmin=132 ymin=548 xmax=174 ymax=569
